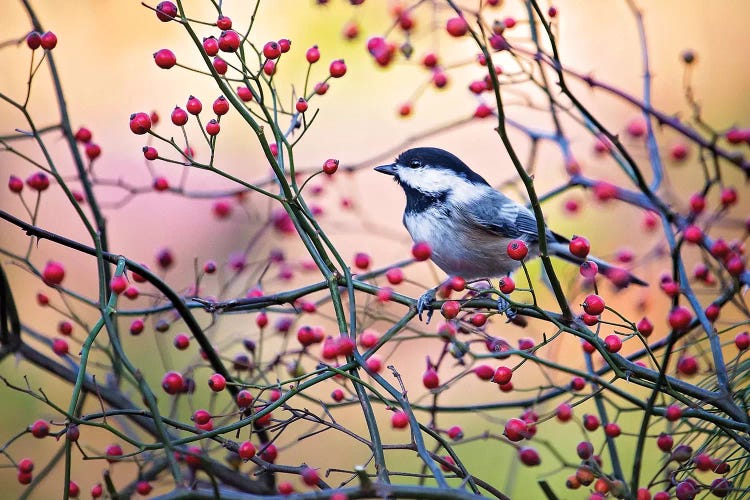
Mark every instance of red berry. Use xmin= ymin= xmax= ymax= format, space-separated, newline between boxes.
xmin=8 ymin=175 xmax=23 ymax=193
xmin=577 ymin=441 xmax=594 ymax=459
xmin=40 ymin=31 xmax=57 ymax=50
xmin=42 ymin=261 xmax=65 ymax=285
xmin=236 ymin=389 xmax=253 ymax=407
xmin=171 ymin=107 xmax=188 ymax=125
xmin=670 ymin=142 xmax=689 ymax=161
xmin=391 ymin=410 xmax=408 ymax=428
xmin=668 ymin=306 xmax=693 ymax=331
xmin=143 ymin=146 xmax=158 ymax=160
xmin=422 ymin=367 xmax=440 ymax=389
xmin=366 ymin=355 xmax=382 ymax=372
xmin=153 ymin=177 xmax=169 ymax=191
xmin=30 ymin=419 xmax=49 ymax=438
xmin=136 ymin=481 xmax=152 ymax=495
xmin=583 ymin=414 xmax=600 ymax=431
xmin=314 ymin=81 xmax=329 ymax=95
xmin=441 ymin=300 xmax=461 ymax=319
xmin=278 ymin=39 xmax=291 ymax=53
xmin=192 ymin=409 xmax=211 ymax=425
xmin=110 ymin=275 xmax=127 ymax=295
xmin=637 ymin=317 xmax=654 ymax=337
xmin=323 ymin=158 xmax=339 ymax=175
xmin=205 ymin=119 xmax=220 ymax=136
xmin=503 ymin=418 xmax=529 ymax=441
xmin=52 ymin=338 xmax=69 ymax=355
xmin=412 ymin=241 xmax=432 ymax=261
xmin=68 ymin=480 xmax=80 ymax=498
xmin=656 ymin=432 xmax=673 ymax=452
xmin=156 ymin=1 xmax=177 ymax=21
xmin=237 ymin=86 xmax=253 ymax=101
xmin=582 ymin=294 xmax=605 ymax=315
xmin=238 ymin=441 xmax=256 ymax=459
xmin=26 ymin=172 xmax=50 ymax=191
xmin=216 ymin=15 xmax=232 ymax=30
xmin=683 ymin=225 xmax=703 ymax=243
xmin=507 ymin=239 xmax=528 ymax=260
xmin=519 ymin=447 xmax=541 ymax=466
xmin=353 ymin=252 xmax=370 ymax=270
xmin=212 ymin=56 xmax=228 ymax=74
xmin=263 ymin=41 xmax=281 ymax=59
xmin=570 ymin=376 xmax=585 ymax=391
xmin=385 ymin=267 xmax=403 ymax=285
xmin=295 ymin=98 xmax=308 ymax=113
xmin=447 ymin=425 xmax=463 ymax=440
xmin=17 ymin=458 xmax=34 ymax=473
xmin=173 ymin=333 xmax=190 ymax=350
xmin=665 ymin=404 xmax=682 ymax=421
xmin=735 ymin=331 xmax=749 ymax=350
xmin=498 ymin=276 xmax=515 ymax=294
xmin=688 ymin=193 xmax=705 ymax=214
xmin=26 ymin=31 xmax=41 ymax=49
xmin=278 ymin=482 xmax=294 ymax=495
xmin=263 ymin=59 xmax=276 ymax=76
xmin=161 ymin=371 xmax=184 ymax=394
xmin=604 ymin=422 xmax=621 ymax=437
xmin=306 ymin=45 xmax=320 ymax=63
xmin=492 ymin=366 xmax=512 ymax=385
xmin=626 ymin=117 xmax=646 ymax=137
xmin=329 ymin=59 xmax=347 ymax=78
xmin=219 ymin=29 xmax=242 ymax=53
xmin=473 ymin=364 xmax=494 ymax=380
xmin=154 ymin=48 xmax=176 ymax=69
xmin=331 ymin=388 xmax=344 ymax=401
xmin=569 ymin=236 xmax=590 ymax=258
xmin=720 ymin=187 xmax=737 ymax=207
xmin=359 ymin=329 xmax=379 ymax=348
xmin=556 ymin=403 xmax=573 ymax=422
xmin=213 ymin=96 xmax=230 ymax=115
xmin=604 ymin=335 xmax=622 ymax=353
xmin=186 ymin=96 xmax=202 ymax=115
xmin=446 ymin=16 xmax=469 ymax=37
xmin=208 ymin=373 xmax=226 ymax=391
xmin=130 ymin=319 xmax=145 ymax=335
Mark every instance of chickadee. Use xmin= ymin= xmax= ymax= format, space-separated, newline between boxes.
xmin=375 ymin=147 xmax=646 ymax=320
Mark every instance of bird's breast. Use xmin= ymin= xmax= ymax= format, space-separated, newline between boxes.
xmin=403 ymin=208 xmax=528 ymax=280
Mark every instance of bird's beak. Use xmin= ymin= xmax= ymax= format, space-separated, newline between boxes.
xmin=374 ymin=163 xmax=397 ymax=176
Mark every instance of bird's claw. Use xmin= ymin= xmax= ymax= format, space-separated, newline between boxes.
xmin=497 ymin=296 xmax=517 ymax=321
xmin=417 ymin=288 xmax=437 ymax=323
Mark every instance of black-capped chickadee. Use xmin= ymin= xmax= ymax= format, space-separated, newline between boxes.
xmin=375 ymin=147 xmax=646 ymax=320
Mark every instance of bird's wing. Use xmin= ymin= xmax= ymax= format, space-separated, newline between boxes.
xmin=460 ymin=190 xmax=542 ymax=241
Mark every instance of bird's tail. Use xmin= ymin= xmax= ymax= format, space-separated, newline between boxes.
xmin=548 ymin=241 xmax=648 ymax=287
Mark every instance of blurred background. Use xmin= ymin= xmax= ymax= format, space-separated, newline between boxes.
xmin=1 ymin=0 xmax=749 ymax=497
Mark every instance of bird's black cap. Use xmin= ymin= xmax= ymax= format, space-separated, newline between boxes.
xmin=391 ymin=147 xmax=490 ymax=186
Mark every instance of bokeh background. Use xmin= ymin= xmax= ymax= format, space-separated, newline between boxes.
xmin=1 ymin=0 xmax=749 ymax=498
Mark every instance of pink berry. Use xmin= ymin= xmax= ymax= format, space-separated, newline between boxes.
xmin=665 ymin=404 xmax=682 ymax=421
xmin=52 ymin=338 xmax=69 ymax=356
xmin=263 ymin=41 xmax=281 ymax=59
xmin=30 ymin=420 xmax=49 ymax=438
xmin=26 ymin=31 xmax=41 ymax=50
xmin=237 ymin=86 xmax=253 ymax=101
xmin=156 ymin=1 xmax=177 ymax=21
xmin=9 ymin=175 xmax=24 ymax=193
xmin=40 ymin=31 xmax=57 ymax=50
xmin=208 ymin=373 xmax=226 ymax=392
xmin=306 ymin=45 xmax=320 ymax=63
xmin=492 ymin=366 xmax=513 ymax=385
xmin=213 ymin=56 xmax=228 ymax=74
xmin=323 ymin=158 xmax=339 ymax=175
xmin=186 ymin=96 xmax=202 ymax=115
xmin=519 ymin=447 xmax=541 ymax=466
xmin=171 ymin=106 xmax=188 ymax=125
xmin=668 ymin=306 xmax=693 ymax=331
xmin=205 ymin=119 xmax=220 ymax=136
xmin=26 ymin=172 xmax=50 ymax=191
xmin=412 ymin=241 xmax=432 ymax=261
xmin=143 ymin=146 xmax=158 ymax=160
xmin=604 ymin=335 xmax=622 ymax=353
xmin=582 ymin=294 xmax=605 ymax=315
xmin=683 ymin=225 xmax=703 ymax=243
xmin=391 ymin=410 xmax=408 ymax=428
xmin=446 ymin=16 xmax=468 ymax=37
xmin=329 ymin=59 xmax=347 ymax=78
xmin=154 ymin=49 xmax=176 ymax=69
xmin=422 ymin=367 xmax=439 ymax=389
xmin=735 ymin=331 xmax=749 ymax=350
xmin=42 ymin=261 xmax=65 ymax=285
xmin=216 ymin=15 xmax=232 ymax=30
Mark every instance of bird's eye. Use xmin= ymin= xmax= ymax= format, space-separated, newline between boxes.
xmin=409 ymin=159 xmax=422 ymax=168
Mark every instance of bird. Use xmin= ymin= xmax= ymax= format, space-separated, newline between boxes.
xmin=374 ymin=147 xmax=646 ymax=321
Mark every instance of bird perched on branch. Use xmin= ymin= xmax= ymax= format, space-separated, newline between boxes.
xmin=375 ymin=147 xmax=646 ymax=321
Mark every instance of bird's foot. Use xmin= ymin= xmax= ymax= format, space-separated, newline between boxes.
xmin=416 ymin=288 xmax=437 ymax=324
xmin=497 ymin=296 xmax=517 ymax=321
